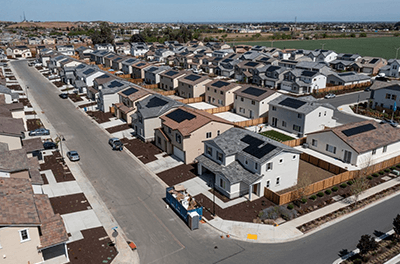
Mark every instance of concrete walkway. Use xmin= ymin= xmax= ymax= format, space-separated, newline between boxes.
xmin=207 ymin=176 xmax=400 ymax=243
xmin=146 ymin=153 xmax=184 ymax=174
xmin=41 ymin=170 xmax=82 ymax=198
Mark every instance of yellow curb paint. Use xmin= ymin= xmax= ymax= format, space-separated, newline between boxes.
xmin=247 ymin=234 xmax=257 ymax=240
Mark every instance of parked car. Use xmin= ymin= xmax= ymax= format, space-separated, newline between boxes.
xmin=364 ymin=87 xmax=371 ymax=92
xmin=109 ymin=138 xmax=123 ymax=151
xmin=380 ymin=119 xmax=398 ymax=127
xmin=59 ymin=93 xmax=68 ymax=99
xmin=29 ymin=128 xmax=50 ymax=136
xmin=67 ymin=151 xmax=80 ymax=161
xmin=324 ymin=93 xmax=336 ymax=99
xmin=43 ymin=141 xmax=58 ymax=150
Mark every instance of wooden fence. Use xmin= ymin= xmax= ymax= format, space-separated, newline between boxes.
xmin=116 ymin=74 xmax=131 ymax=79
xmin=318 ymin=82 xmax=371 ymax=93
xmin=157 ymin=90 xmax=176 ymax=96
xmin=282 ymin=137 xmax=307 ymax=147
xmin=204 ymin=104 xmax=233 ymax=114
xmin=264 ymin=153 xmax=400 ymax=205
xmin=234 ymin=116 xmax=268 ymax=128
xmin=178 ymin=96 xmax=205 ymax=104
xmin=142 ymin=84 xmax=159 ymax=89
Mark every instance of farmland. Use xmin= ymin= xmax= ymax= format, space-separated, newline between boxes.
xmin=230 ymin=37 xmax=400 ymax=59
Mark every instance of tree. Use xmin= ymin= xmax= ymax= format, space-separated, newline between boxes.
xmin=394 ymin=214 xmax=400 ymax=237
xmin=357 ymin=234 xmax=378 ymax=255
xmin=350 ymin=156 xmax=372 ymax=206
xmin=296 ymin=172 xmax=313 ymax=201
xmin=90 ymin=22 xmax=114 ymax=45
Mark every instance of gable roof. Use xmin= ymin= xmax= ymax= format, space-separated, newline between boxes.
xmin=0 ymin=149 xmax=29 ymax=173
xmin=234 ymin=85 xmax=276 ymax=101
xmin=135 ymin=94 xmax=183 ymax=119
xmin=269 ymin=94 xmax=334 ymax=114
xmin=0 ymin=116 xmax=25 ymax=136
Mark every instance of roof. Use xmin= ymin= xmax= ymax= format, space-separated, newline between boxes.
xmin=0 ymin=116 xmax=25 ymax=136
xmin=134 ymin=94 xmax=183 ymax=119
xmin=330 ymin=72 xmax=371 ymax=83
xmin=269 ymin=94 xmax=334 ymax=114
xmin=22 ymin=138 xmax=44 ymax=153
xmin=118 ymin=85 xmax=150 ymax=101
xmin=311 ymin=120 xmax=400 ymax=154
xmin=178 ymin=74 xmax=211 ymax=85
xmin=234 ymin=85 xmax=276 ymax=101
xmin=160 ymin=106 xmax=233 ymax=137
xmin=206 ymin=79 xmax=241 ymax=92
xmin=160 ymin=70 xmax=186 ymax=79
xmin=0 ymin=149 xmax=29 ymax=173
xmin=370 ymin=80 xmax=400 ymax=91
xmin=94 ymin=74 xmax=116 ymax=85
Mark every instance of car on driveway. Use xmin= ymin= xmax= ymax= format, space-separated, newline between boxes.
xmin=67 ymin=151 xmax=80 ymax=161
xmin=59 ymin=93 xmax=68 ymax=99
xmin=29 ymin=128 xmax=50 ymax=136
xmin=324 ymin=93 xmax=336 ymax=99
xmin=380 ymin=119 xmax=398 ymax=127
xmin=109 ymin=138 xmax=123 ymax=151
xmin=43 ymin=141 xmax=58 ymax=150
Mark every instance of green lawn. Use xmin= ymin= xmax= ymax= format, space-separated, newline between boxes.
xmin=230 ymin=37 xmax=400 ymax=59
xmin=259 ymin=130 xmax=294 ymax=142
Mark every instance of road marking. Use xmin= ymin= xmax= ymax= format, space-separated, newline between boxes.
xmin=247 ymin=234 xmax=257 ymax=240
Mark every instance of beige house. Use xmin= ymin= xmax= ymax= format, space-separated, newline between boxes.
xmin=42 ymin=37 xmax=56 ymax=45
xmin=176 ymin=74 xmax=212 ymax=98
xmin=131 ymin=61 xmax=151 ymax=79
xmin=234 ymin=86 xmax=279 ymax=119
xmin=205 ymin=80 xmax=242 ymax=107
xmin=114 ymin=86 xmax=151 ymax=124
xmin=0 ymin=178 xmax=69 ymax=264
xmin=155 ymin=106 xmax=234 ymax=164
xmin=159 ymin=70 xmax=186 ymax=90
xmin=0 ymin=116 xmax=25 ymax=151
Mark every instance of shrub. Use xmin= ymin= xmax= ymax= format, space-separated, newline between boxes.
xmin=309 ymin=195 xmax=317 ymax=200
xmin=332 ymin=186 xmax=339 ymax=192
xmin=353 ymin=258 xmax=362 ymax=264
xmin=379 ymin=171 xmax=385 ymax=175
xmin=301 ymin=198 xmax=307 ymax=204
xmin=372 ymin=173 xmax=379 ymax=177
xmin=287 ymin=204 xmax=294 ymax=210
xmin=384 ymin=168 xmax=390 ymax=173
xmin=391 ymin=166 xmax=396 ymax=170
xmin=317 ymin=192 xmax=324 ymax=197
xmin=367 ymin=176 xmax=373 ymax=180
xmin=347 ymin=180 xmax=353 ymax=185
xmin=325 ymin=189 xmax=332 ymax=195
xmin=396 ymin=164 xmax=400 ymax=168
xmin=340 ymin=183 xmax=347 ymax=188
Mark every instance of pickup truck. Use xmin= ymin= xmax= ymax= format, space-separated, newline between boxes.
xmin=108 ymin=138 xmax=123 ymax=151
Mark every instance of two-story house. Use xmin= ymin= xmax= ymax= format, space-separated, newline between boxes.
xmin=359 ymin=57 xmax=387 ymax=75
xmin=159 ymin=70 xmax=187 ymax=90
xmin=6 ymin=46 xmax=32 ymax=58
xmin=94 ymin=43 xmax=114 ymax=52
xmin=131 ymin=61 xmax=151 ymax=79
xmin=370 ymin=81 xmax=400 ymax=110
xmin=268 ymin=95 xmax=336 ymax=137
xmin=121 ymin=57 xmax=139 ymax=74
xmin=234 ymin=61 xmax=265 ymax=83
xmin=114 ymin=42 xmax=131 ymax=55
xmin=205 ymin=80 xmax=242 ymax=107
xmin=89 ymin=73 xmax=116 ymax=100
xmin=56 ymin=45 xmax=74 ymax=56
xmin=131 ymin=42 xmax=149 ymax=57
xmin=306 ymin=120 xmax=400 ymax=166
xmin=144 ymin=65 xmax=171 ymax=85
xmin=196 ymin=127 xmax=302 ymax=199
xmin=233 ymin=86 xmax=279 ymax=119
xmin=154 ymin=106 xmax=234 ymax=164
xmin=97 ymin=79 xmax=132 ymax=113
xmin=252 ymin=65 xmax=287 ymax=88
xmin=281 ymin=69 xmax=326 ymax=94
xmin=176 ymin=74 xmax=212 ymax=98
xmin=104 ymin=53 xmax=118 ymax=68
xmin=379 ymin=59 xmax=400 ymax=78
xmin=0 ymin=116 xmax=25 ymax=150
xmin=114 ymin=86 xmax=151 ymax=124
xmin=75 ymin=46 xmax=94 ymax=60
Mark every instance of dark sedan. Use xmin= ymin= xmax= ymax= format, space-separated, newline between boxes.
xmin=59 ymin=93 xmax=68 ymax=99
xmin=43 ymin=141 xmax=58 ymax=150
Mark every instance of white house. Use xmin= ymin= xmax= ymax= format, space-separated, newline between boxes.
xmin=131 ymin=43 xmax=149 ymax=57
xmin=370 ymin=81 xmax=400 ymax=110
xmin=56 ymin=45 xmax=74 ymax=56
xmin=196 ymin=127 xmax=302 ymax=199
xmin=280 ymin=69 xmax=326 ymax=94
xmin=94 ymin=43 xmax=114 ymax=52
xmin=6 ymin=46 xmax=32 ymax=58
xmin=379 ymin=59 xmax=400 ymax=78
xmin=97 ymin=79 xmax=132 ymax=113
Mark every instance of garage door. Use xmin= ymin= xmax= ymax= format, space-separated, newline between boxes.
xmin=173 ymin=146 xmax=185 ymax=162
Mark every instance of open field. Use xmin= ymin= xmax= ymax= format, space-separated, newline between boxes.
xmin=7 ymin=21 xmax=79 ymax=29
xmin=230 ymin=37 xmax=400 ymax=59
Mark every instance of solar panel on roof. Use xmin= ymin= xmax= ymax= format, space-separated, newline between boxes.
xmin=240 ymin=135 xmax=277 ymax=159
xmin=339 ymin=72 xmax=355 ymax=76
xmin=302 ymin=71 xmax=317 ymax=77
xmin=136 ymin=63 xmax=146 ymax=67
xmin=147 ymin=67 xmax=158 ymax=72
xmin=108 ymin=80 xmax=124 ymax=88
xmin=342 ymin=123 xmax=376 ymax=137
xmin=184 ymin=75 xmax=202 ymax=82
xmin=164 ymin=70 xmax=178 ymax=77
xmin=278 ymin=97 xmax=307 ymax=109
xmin=266 ymin=66 xmax=280 ymax=72
xmin=97 ymin=74 xmax=110 ymax=79
xmin=212 ymin=81 xmax=230 ymax=88
xmin=83 ymin=69 xmax=95 ymax=75
xmin=343 ymin=54 xmax=352 ymax=58
xmin=126 ymin=59 xmax=136 ymax=63
xmin=146 ymin=97 xmax=168 ymax=108
xmin=121 ymin=87 xmax=138 ymax=96
xmin=76 ymin=64 xmax=86 ymax=69
xmin=369 ymin=58 xmax=379 ymax=64
xmin=241 ymin=87 xmax=267 ymax=97
xmin=245 ymin=61 xmax=258 ymax=67
xmin=166 ymin=108 xmax=196 ymax=123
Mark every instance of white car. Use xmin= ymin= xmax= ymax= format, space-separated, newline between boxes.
xmin=67 ymin=151 xmax=80 ymax=161
xmin=324 ymin=93 xmax=336 ymax=99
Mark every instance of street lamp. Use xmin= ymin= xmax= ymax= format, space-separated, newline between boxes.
xmin=57 ymin=134 xmax=66 ymax=163
xmin=395 ymin=47 xmax=400 ymax=59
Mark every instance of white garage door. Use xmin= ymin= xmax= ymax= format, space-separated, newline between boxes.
xmin=173 ymin=146 xmax=185 ymax=162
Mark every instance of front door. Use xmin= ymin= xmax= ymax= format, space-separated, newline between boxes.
xmin=344 ymin=150 xmax=352 ymax=163
xmin=249 ymin=110 xmax=254 ymax=119
xmin=252 ymin=184 xmax=258 ymax=195
xmin=272 ymin=117 xmax=278 ymax=127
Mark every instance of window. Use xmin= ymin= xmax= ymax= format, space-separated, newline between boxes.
xmin=324 ymin=111 xmax=327 ymax=116
xmin=217 ymin=152 xmax=223 ymax=162
xmin=326 ymin=144 xmax=336 ymax=154
xmin=276 ymin=177 xmax=280 ymax=185
xmin=214 ymin=89 xmax=217 ymax=93
xmin=245 ymin=158 xmax=248 ymax=165
xmin=220 ymin=91 xmax=223 ymax=95
xmin=292 ymin=155 xmax=297 ymax=160
xmin=157 ymin=136 xmax=161 ymax=145
xmin=217 ymin=130 xmax=220 ymax=136
xmin=207 ymin=87 xmax=210 ymax=91
xmin=220 ymin=178 xmax=226 ymax=189
xmin=206 ymin=146 xmax=212 ymax=156
xmin=19 ymin=229 xmax=30 ymax=242
xmin=272 ymin=106 xmax=276 ymax=111
xmin=266 ymin=180 xmax=270 ymax=188
xmin=241 ymin=97 xmax=244 ymax=102
xmin=279 ymin=158 xmax=283 ymax=164
xmin=235 ymin=95 xmax=237 ymax=99
xmin=266 ymin=162 xmax=273 ymax=171
xmin=255 ymin=163 xmax=258 ymax=170
xmin=282 ymin=121 xmax=286 ymax=127
xmin=251 ymin=100 xmax=255 ymax=105
xmin=386 ymin=93 xmax=391 ymax=99
xmin=206 ymin=132 xmax=212 ymax=138
xmin=312 ymin=139 xmax=318 ymax=147
xmin=175 ymin=134 xmax=182 ymax=143
xmin=318 ymin=112 xmax=321 ymax=117
xmin=372 ymin=149 xmax=377 ymax=155
xmin=297 ymin=113 xmax=302 ymax=119
xmin=392 ymin=95 xmax=397 ymax=100
xmin=212 ymin=98 xmax=215 ymax=103
xmin=168 ymin=128 xmax=172 ymax=134
xmin=383 ymin=145 xmax=388 ymax=153
xmin=293 ymin=125 xmax=301 ymax=132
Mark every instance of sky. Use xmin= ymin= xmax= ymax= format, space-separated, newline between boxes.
xmin=1 ymin=0 xmax=399 ymax=23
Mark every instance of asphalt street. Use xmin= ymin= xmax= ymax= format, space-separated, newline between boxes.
xmin=13 ymin=60 xmax=400 ymax=264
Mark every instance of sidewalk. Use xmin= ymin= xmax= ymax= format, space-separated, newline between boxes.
xmin=206 ymin=176 xmax=400 ymax=243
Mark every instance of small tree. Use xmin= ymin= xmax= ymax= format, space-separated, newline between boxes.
xmin=393 ymin=214 xmax=400 ymax=237
xmin=296 ymin=173 xmax=312 ymax=200
xmin=357 ymin=234 xmax=378 ymax=255
xmin=351 ymin=156 xmax=373 ymax=206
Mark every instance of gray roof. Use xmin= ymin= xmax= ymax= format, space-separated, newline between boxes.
xmin=134 ymin=94 xmax=183 ymax=119
xmin=0 ymin=149 xmax=29 ymax=173
xmin=101 ymin=80 xmax=132 ymax=95
xmin=370 ymin=80 xmax=400 ymax=91
xmin=0 ymin=116 xmax=25 ymax=136
xmin=329 ymin=72 xmax=371 ymax=83
xmin=269 ymin=94 xmax=334 ymax=114
xmin=0 ymin=85 xmax=18 ymax=100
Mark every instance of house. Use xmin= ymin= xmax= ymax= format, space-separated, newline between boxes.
xmin=233 ymin=86 xmax=279 ymax=119
xmin=111 ymin=56 xmax=126 ymax=71
xmin=75 ymin=46 xmax=93 ymax=60
xmin=379 ymin=59 xmax=400 ymax=78
xmin=329 ymin=53 xmax=362 ymax=71
xmin=42 ymin=37 xmax=56 ymax=45
xmin=0 ymin=101 xmax=25 ymax=120
xmin=0 ymin=85 xmax=19 ymax=103
xmin=159 ymin=70 xmax=187 ymax=90
xmin=212 ymin=49 xmax=234 ymax=58
xmin=90 ymin=50 xmax=110 ymax=65
xmin=196 ymin=127 xmax=302 ymax=199
xmin=253 ymin=65 xmax=287 ymax=88
xmin=278 ymin=59 xmax=298 ymax=69
xmin=370 ymin=81 xmax=400 ymax=110
xmin=359 ymin=57 xmax=387 ymax=75
xmin=6 ymin=46 xmax=32 ymax=58
xmin=268 ymin=95 xmax=336 ymax=137
xmin=306 ymin=120 xmax=400 ymax=166
xmin=155 ymin=106 xmax=234 ymax=164
xmin=205 ymin=80 xmax=242 ymax=107
xmin=327 ymin=72 xmax=371 ymax=86
xmin=0 ymin=178 xmax=69 ymax=264
xmin=131 ymin=61 xmax=151 ymax=79
xmin=303 ymin=49 xmax=338 ymax=63
xmin=154 ymin=49 xmax=174 ymax=62
xmin=94 ymin=43 xmax=114 ymax=52
xmin=38 ymin=49 xmax=58 ymax=67
xmin=114 ymin=42 xmax=131 ymax=55
xmin=143 ymin=65 xmax=170 ymax=84
xmin=114 ymin=86 xmax=151 ymax=124
xmin=89 ymin=73 xmax=116 ymax=100
xmin=75 ymin=65 xmax=104 ymax=88
xmin=28 ymin=37 xmax=41 ymax=45
xmin=280 ymin=69 xmax=327 ymax=94
xmin=131 ymin=94 xmax=183 ymax=142
xmin=104 ymin=53 xmax=118 ymax=68
xmin=240 ymin=51 xmax=262 ymax=61
xmin=176 ymin=74 xmax=212 ymax=98
xmin=56 ymin=45 xmax=74 ymax=56
xmin=234 ymin=61 xmax=265 ymax=83
xmin=0 ymin=116 xmax=25 ymax=150
xmin=131 ymin=42 xmax=149 ymax=57
xmin=121 ymin=57 xmax=139 ymax=74
xmin=97 ymin=79 xmax=132 ymax=113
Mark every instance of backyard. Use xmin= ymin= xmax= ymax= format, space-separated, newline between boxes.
xmin=259 ymin=130 xmax=294 ymax=142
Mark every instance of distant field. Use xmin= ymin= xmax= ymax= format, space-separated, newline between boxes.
xmin=231 ymin=37 xmax=400 ymax=59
